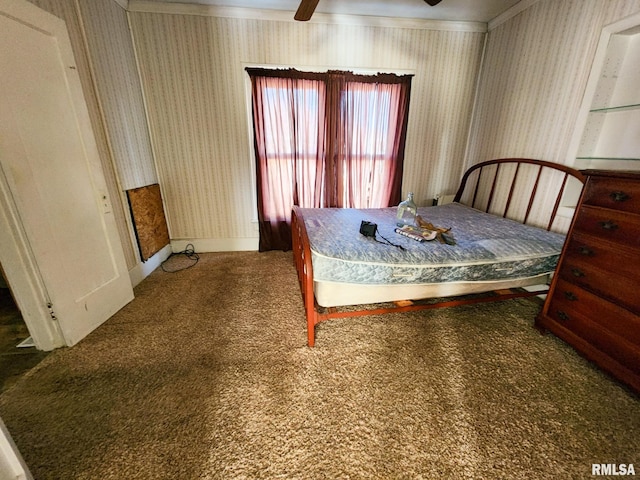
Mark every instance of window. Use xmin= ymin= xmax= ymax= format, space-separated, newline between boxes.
xmin=247 ymin=68 xmax=412 ymax=251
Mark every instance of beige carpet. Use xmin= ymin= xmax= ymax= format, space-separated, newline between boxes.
xmin=0 ymin=251 xmax=638 ymax=479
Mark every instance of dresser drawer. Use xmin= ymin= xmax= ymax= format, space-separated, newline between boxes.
xmin=572 ymin=206 xmax=640 ymax=251
xmin=559 ymin=250 xmax=640 ymax=315
xmin=564 ymin=231 xmax=639 ymax=282
xmin=582 ymin=176 xmax=640 ymax=214
xmin=546 ymin=296 xmax=640 ymax=374
xmin=549 ymin=278 xmax=640 ymax=345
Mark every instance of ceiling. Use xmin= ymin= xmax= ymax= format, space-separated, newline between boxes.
xmin=142 ymin=0 xmax=525 ymax=23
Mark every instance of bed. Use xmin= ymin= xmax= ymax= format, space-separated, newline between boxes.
xmin=292 ymin=158 xmax=585 ymax=346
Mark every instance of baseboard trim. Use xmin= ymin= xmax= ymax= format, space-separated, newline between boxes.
xmin=128 ymin=244 xmax=172 ymax=287
xmin=171 ymin=238 xmax=259 ymax=254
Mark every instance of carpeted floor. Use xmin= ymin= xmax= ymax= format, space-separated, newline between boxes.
xmin=0 ymin=251 xmax=638 ymax=479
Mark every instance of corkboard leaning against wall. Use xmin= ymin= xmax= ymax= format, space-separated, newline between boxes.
xmin=126 ymin=184 xmax=170 ymax=262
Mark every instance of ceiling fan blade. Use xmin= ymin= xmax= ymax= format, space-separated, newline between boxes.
xmin=424 ymin=0 xmax=443 ymax=5
xmin=294 ymin=0 xmax=320 ymax=21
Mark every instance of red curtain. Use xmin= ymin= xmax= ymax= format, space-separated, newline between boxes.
xmin=248 ymin=68 xmax=412 ymax=251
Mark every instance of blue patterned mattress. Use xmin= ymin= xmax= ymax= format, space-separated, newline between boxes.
xmin=299 ymin=203 xmax=566 ymax=285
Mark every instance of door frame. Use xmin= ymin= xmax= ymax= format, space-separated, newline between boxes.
xmin=0 ymin=174 xmax=65 ymax=352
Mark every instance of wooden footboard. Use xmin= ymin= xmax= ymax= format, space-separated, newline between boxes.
xmin=291 ymin=206 xmax=319 ymax=347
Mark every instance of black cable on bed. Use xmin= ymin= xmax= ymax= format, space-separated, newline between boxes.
xmin=374 ymin=232 xmax=406 ymax=251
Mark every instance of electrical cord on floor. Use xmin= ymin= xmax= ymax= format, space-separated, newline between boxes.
xmin=160 ymin=243 xmax=200 ymax=273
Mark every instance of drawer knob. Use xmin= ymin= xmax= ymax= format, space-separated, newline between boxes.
xmin=578 ymin=246 xmax=594 ymax=256
xmin=609 ymin=191 xmax=630 ymax=202
xmin=556 ymin=310 xmax=570 ymax=321
xmin=564 ymin=291 xmax=578 ymax=301
xmin=571 ymin=268 xmax=585 ymax=278
xmin=598 ymin=220 xmax=618 ymax=231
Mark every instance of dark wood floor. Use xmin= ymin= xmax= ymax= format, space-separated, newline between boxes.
xmin=0 ymin=288 xmax=49 ymax=394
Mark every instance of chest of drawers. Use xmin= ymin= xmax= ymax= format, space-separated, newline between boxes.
xmin=536 ymin=170 xmax=640 ymax=393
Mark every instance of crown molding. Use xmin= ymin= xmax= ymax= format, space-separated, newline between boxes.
xmin=488 ymin=0 xmax=542 ymax=31
xmin=127 ymin=1 xmax=487 ymax=33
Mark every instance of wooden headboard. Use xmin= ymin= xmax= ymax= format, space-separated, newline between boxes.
xmin=453 ymin=158 xmax=585 ymax=231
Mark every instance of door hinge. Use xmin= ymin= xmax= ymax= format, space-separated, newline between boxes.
xmin=46 ymin=302 xmax=57 ymax=321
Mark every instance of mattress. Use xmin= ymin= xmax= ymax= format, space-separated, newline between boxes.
xmin=300 ymin=203 xmax=566 ymax=288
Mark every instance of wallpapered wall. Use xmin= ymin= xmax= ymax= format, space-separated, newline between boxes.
xmin=128 ymin=9 xmax=486 ymax=250
xmin=21 ymin=0 xmax=640 ymax=261
xmin=466 ymin=0 xmax=640 ymax=230
xmin=75 ymin=0 xmax=157 ymax=190
xmin=471 ymin=0 xmax=640 ymax=166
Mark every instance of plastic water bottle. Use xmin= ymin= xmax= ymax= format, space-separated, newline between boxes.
xmin=396 ymin=192 xmax=417 ymax=226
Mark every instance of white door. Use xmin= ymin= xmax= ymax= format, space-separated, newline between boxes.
xmin=0 ymin=0 xmax=134 ymax=347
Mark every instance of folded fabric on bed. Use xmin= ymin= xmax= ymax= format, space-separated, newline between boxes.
xmin=299 ymin=203 xmax=566 ymax=285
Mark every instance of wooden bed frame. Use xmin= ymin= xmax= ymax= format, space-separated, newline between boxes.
xmin=292 ymin=158 xmax=585 ymax=347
